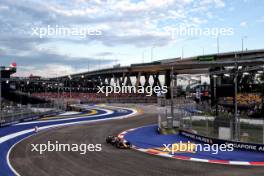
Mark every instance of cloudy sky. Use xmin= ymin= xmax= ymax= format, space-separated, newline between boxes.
xmin=0 ymin=0 xmax=263 ymax=77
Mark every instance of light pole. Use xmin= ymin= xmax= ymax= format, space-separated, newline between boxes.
xmin=56 ymin=76 xmax=60 ymax=100
xmin=217 ymin=35 xmax=220 ymax=54
xmin=68 ymin=75 xmax=72 ymax=99
xmin=142 ymin=50 xmax=146 ymax=63
xmin=181 ymin=46 xmax=184 ymax=59
xmin=43 ymin=82 xmax=47 ymax=97
xmin=151 ymin=46 xmax=156 ymax=62
xmin=0 ymin=69 xmax=2 ymax=123
xmin=241 ymin=36 xmax=247 ymax=53
xmin=234 ymin=54 xmax=240 ymax=141
xmin=199 ymin=75 xmax=202 ymax=103
xmin=170 ymin=67 xmax=175 ymax=119
xmin=261 ymin=67 xmax=264 ymax=144
xmin=212 ymin=74 xmax=217 ymax=118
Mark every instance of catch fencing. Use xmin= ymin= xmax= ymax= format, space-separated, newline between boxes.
xmin=158 ymin=98 xmax=264 ymax=144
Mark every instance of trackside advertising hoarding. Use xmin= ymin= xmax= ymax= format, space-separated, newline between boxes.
xmin=179 ymin=130 xmax=264 ymax=152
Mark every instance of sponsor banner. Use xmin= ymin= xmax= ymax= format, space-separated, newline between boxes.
xmin=197 ymin=55 xmax=215 ymax=62
xmin=179 ymin=130 xmax=264 ymax=152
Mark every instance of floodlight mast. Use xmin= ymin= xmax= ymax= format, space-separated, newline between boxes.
xmin=234 ymin=54 xmax=240 ymax=141
xmin=0 ymin=69 xmax=2 ymax=123
xmin=170 ymin=66 xmax=174 ymax=119
xmin=262 ymin=67 xmax=264 ymax=144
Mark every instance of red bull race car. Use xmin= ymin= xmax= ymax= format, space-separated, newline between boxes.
xmin=106 ymin=135 xmax=132 ymax=149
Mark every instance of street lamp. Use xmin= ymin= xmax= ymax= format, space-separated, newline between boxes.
xmin=0 ymin=69 xmax=2 ymax=124
xmin=262 ymin=67 xmax=264 ymax=144
xmin=201 ymin=47 xmax=205 ymax=56
xmin=151 ymin=46 xmax=156 ymax=62
xmin=142 ymin=50 xmax=146 ymax=63
xmin=212 ymin=74 xmax=218 ymax=118
xmin=181 ymin=46 xmax=184 ymax=59
xmin=234 ymin=54 xmax=240 ymax=141
xmin=68 ymin=75 xmax=72 ymax=99
xmin=217 ymin=35 xmax=220 ymax=54
xmin=241 ymin=36 xmax=248 ymax=53
xmin=43 ymin=82 xmax=47 ymax=97
xmin=56 ymin=76 xmax=60 ymax=100
xmin=170 ymin=67 xmax=175 ymax=120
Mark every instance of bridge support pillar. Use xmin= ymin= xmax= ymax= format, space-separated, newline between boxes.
xmin=144 ymin=74 xmax=150 ymax=87
xmin=165 ymin=70 xmax=171 ymax=99
xmin=113 ymin=74 xmax=117 ymax=85
xmin=120 ymin=73 xmax=126 ymax=86
xmin=107 ymin=77 xmax=112 ymax=85
xmin=135 ymin=72 xmax=142 ymax=87
xmin=152 ymin=73 xmax=161 ymax=87
xmin=125 ymin=73 xmax=132 ymax=86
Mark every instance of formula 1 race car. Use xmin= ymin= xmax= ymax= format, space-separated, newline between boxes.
xmin=106 ymin=135 xmax=132 ymax=149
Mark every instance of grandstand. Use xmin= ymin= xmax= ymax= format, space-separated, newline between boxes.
xmin=0 ymin=65 xmax=62 ymax=127
xmin=32 ymin=92 xmax=157 ymax=104
xmin=1 ymin=49 xmax=264 ymax=127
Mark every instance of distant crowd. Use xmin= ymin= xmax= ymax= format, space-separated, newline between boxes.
xmin=32 ymin=92 xmax=157 ymax=103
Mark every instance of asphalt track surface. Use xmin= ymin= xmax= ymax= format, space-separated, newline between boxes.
xmin=0 ymin=105 xmax=134 ymax=175
xmin=10 ymin=112 xmax=264 ymax=176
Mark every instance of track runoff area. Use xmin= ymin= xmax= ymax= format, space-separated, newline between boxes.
xmin=120 ymin=125 xmax=264 ymax=166
xmin=0 ymin=104 xmax=137 ymax=176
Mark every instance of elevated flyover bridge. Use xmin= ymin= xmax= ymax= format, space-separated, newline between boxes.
xmin=52 ymin=49 xmax=264 ymax=91
xmin=4 ymin=49 xmax=264 ymax=95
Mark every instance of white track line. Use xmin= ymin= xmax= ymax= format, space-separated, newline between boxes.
xmin=6 ymin=106 xmax=138 ymax=176
xmin=16 ymin=107 xmax=112 ymax=125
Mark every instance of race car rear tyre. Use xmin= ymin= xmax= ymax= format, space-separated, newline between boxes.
xmin=115 ymin=143 xmax=120 ymax=148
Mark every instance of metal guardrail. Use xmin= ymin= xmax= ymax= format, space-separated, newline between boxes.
xmin=0 ymin=102 xmax=64 ymax=127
